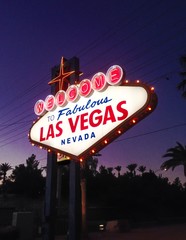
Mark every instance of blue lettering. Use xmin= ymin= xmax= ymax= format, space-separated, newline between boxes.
xmin=85 ymin=133 xmax=89 ymax=139
xmin=72 ymin=136 xmax=77 ymax=142
xmin=91 ymin=132 xmax=96 ymax=138
xmin=57 ymin=108 xmax=69 ymax=120
xmin=57 ymin=97 xmax=112 ymax=120
xmin=61 ymin=139 xmax=66 ymax=145
xmin=66 ymin=109 xmax=72 ymax=116
xmin=60 ymin=132 xmax=96 ymax=145
xmin=91 ymin=101 xmax=96 ymax=108
xmin=78 ymin=135 xmax=83 ymax=141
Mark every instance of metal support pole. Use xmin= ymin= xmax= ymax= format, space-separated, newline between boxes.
xmin=42 ymin=65 xmax=59 ymax=240
xmin=42 ymin=56 xmax=82 ymax=240
xmin=57 ymin=166 xmax=62 ymax=208
xmin=69 ymin=160 xmax=81 ymax=240
xmin=43 ymin=151 xmax=57 ymax=240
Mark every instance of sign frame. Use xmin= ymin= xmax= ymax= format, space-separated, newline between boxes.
xmin=29 ymin=79 xmax=157 ymax=161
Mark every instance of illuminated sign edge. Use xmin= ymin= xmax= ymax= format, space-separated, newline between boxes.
xmin=28 ymin=82 xmax=158 ymax=161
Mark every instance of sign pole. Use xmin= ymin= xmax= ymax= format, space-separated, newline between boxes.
xmin=66 ymin=57 xmax=82 ymax=240
xmin=43 ymin=151 xmax=57 ymax=240
xmin=69 ymin=160 xmax=81 ymax=240
xmin=29 ymin=57 xmax=158 ymax=240
xmin=42 ymin=64 xmax=60 ymax=240
xmin=42 ymin=57 xmax=82 ymax=240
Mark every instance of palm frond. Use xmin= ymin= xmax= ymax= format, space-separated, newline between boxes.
xmin=176 ymin=142 xmax=186 ymax=151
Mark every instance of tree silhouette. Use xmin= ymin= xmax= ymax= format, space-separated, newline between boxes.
xmin=115 ymin=166 xmax=122 ymax=177
xmin=178 ymin=55 xmax=186 ymax=98
xmin=11 ymin=154 xmax=45 ymax=197
xmin=107 ymin=167 xmax=114 ymax=175
xmin=85 ymin=156 xmax=98 ymax=177
xmin=161 ymin=142 xmax=186 ymax=176
xmin=138 ymin=165 xmax=146 ymax=175
xmin=0 ymin=163 xmax=12 ymax=186
xmin=99 ymin=165 xmax=107 ymax=175
xmin=126 ymin=163 xmax=138 ymax=177
xmin=172 ymin=177 xmax=183 ymax=191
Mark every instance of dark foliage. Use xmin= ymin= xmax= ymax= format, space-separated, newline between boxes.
xmin=83 ymin=163 xmax=186 ymax=222
xmin=10 ymin=154 xmax=45 ymax=198
xmin=1 ymin=155 xmax=186 ymax=223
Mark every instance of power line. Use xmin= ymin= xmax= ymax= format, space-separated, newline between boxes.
xmin=115 ymin=123 xmax=186 ymax=143
xmin=0 ymin=1 xmax=185 ymax=150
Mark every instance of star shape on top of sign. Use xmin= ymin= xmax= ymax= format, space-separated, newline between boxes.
xmin=48 ymin=57 xmax=75 ymax=90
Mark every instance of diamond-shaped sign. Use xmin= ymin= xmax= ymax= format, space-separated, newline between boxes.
xmin=29 ymin=84 xmax=157 ymax=160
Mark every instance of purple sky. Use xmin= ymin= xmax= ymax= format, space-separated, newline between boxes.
xmin=0 ymin=0 xmax=186 ymax=182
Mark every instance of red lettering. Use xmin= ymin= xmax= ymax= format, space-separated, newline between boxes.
xmin=91 ymin=73 xmax=107 ymax=91
xmin=55 ymin=90 xmax=66 ymax=107
xmin=68 ymin=116 xmax=80 ymax=133
xmin=40 ymin=122 xmax=63 ymax=141
xmin=66 ymin=85 xmax=78 ymax=102
xmin=107 ymin=65 xmax=123 ymax=85
xmin=34 ymin=100 xmax=45 ymax=115
xmin=40 ymin=127 xmax=45 ymax=141
xmin=66 ymin=101 xmax=128 ymax=133
xmin=89 ymin=109 xmax=102 ymax=127
xmin=45 ymin=95 xmax=55 ymax=111
xmin=56 ymin=121 xmax=63 ymax=137
xmin=103 ymin=105 xmax=116 ymax=125
xmin=46 ymin=124 xmax=55 ymax=139
xmin=80 ymin=113 xmax=89 ymax=130
xmin=117 ymin=101 xmax=128 ymax=120
xmin=34 ymin=65 xmax=127 ymax=115
xmin=79 ymin=79 xmax=92 ymax=97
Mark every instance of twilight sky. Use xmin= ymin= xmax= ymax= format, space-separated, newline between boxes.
xmin=0 ymin=0 xmax=186 ymax=182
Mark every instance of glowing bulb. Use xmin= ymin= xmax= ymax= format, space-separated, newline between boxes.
xmin=104 ymin=139 xmax=108 ymax=144
xmin=148 ymin=107 xmax=152 ymax=111
xmin=136 ymin=80 xmax=140 ymax=83
xmin=132 ymin=119 xmax=136 ymax=124
xmin=151 ymin=87 xmax=154 ymax=91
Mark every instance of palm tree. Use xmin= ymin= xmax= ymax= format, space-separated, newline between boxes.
xmin=178 ymin=55 xmax=186 ymax=98
xmin=160 ymin=142 xmax=186 ymax=176
xmin=107 ymin=167 xmax=114 ymax=175
xmin=99 ymin=165 xmax=107 ymax=175
xmin=126 ymin=163 xmax=138 ymax=177
xmin=0 ymin=162 xmax=12 ymax=186
xmin=115 ymin=166 xmax=122 ymax=177
xmin=138 ymin=165 xmax=146 ymax=175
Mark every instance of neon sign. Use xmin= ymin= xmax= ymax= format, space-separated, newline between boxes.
xmin=34 ymin=65 xmax=124 ymax=116
xmin=29 ymin=61 xmax=157 ymax=161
